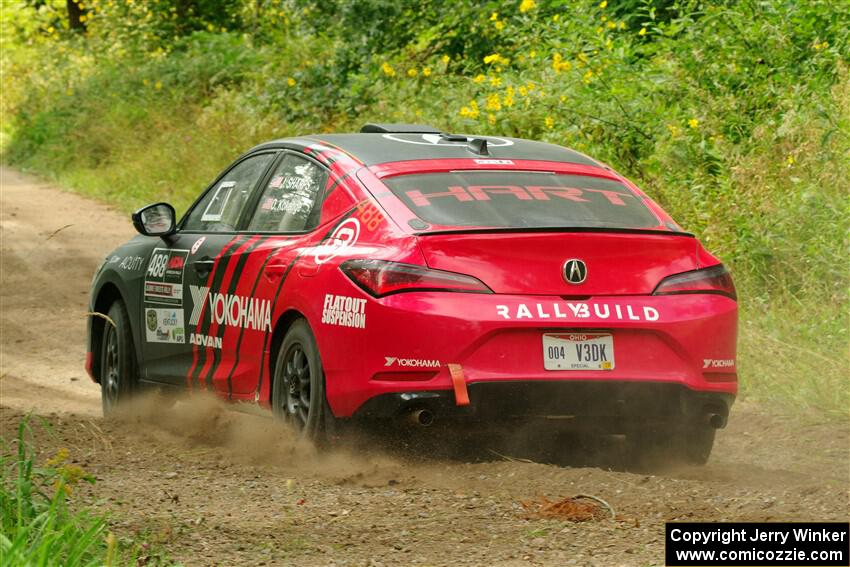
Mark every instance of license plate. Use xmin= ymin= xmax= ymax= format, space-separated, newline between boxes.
xmin=543 ymin=333 xmax=614 ymax=370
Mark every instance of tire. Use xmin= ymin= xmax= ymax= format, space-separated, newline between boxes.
xmin=100 ymin=300 xmax=138 ymax=416
xmin=271 ymin=319 xmax=333 ymax=441
xmin=626 ymin=421 xmax=716 ymax=468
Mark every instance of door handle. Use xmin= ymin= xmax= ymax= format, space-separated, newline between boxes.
xmin=192 ymin=258 xmax=215 ymax=276
xmin=264 ymin=263 xmax=289 ymax=280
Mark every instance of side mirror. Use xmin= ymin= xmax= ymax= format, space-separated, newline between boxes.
xmin=132 ymin=203 xmax=177 ymax=237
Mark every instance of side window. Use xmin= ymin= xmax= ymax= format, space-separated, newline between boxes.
xmin=183 ymin=153 xmax=275 ymax=232
xmin=247 ymin=154 xmax=329 ymax=232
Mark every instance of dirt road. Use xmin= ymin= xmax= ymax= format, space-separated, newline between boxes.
xmin=1 ymin=167 xmax=848 ymax=566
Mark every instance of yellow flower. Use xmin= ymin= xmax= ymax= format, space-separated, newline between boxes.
xmin=545 ymin=116 xmax=554 ymax=129
xmin=441 ymin=55 xmax=450 ymax=64
xmin=460 ymin=106 xmax=471 ymax=117
xmin=552 ymin=14 xmax=559 ymax=21
xmin=488 ymin=113 xmax=497 ymax=125
xmin=79 ymin=14 xmax=87 ymax=22
xmin=490 ymin=11 xmax=499 ymax=21
xmin=560 ymin=95 xmax=567 ymax=103
xmin=381 ymin=62 xmax=395 ymax=77
xmin=47 ymin=448 xmax=69 ymax=467
xmin=596 ymin=26 xmax=603 ymax=34
xmin=422 ymin=67 xmax=431 ymax=77
xmin=667 ymin=124 xmax=681 ymax=137
xmin=607 ymin=21 xmax=616 ymax=28
xmin=601 ymin=15 xmax=607 ymax=22
xmin=143 ymin=78 xmax=149 ymax=86
xmin=287 ymin=77 xmax=296 ymax=87
xmin=688 ymin=118 xmax=699 ymax=129
xmin=494 ymin=20 xmax=505 ymax=30
xmin=473 ymin=74 xmax=486 ymax=83
xmin=519 ymin=0 xmax=536 ymax=13
xmin=486 ymin=93 xmax=502 ymax=111
xmin=503 ymin=94 xmax=514 ymax=107
xmin=407 ymin=68 xmax=418 ymax=77
xmin=552 ymin=53 xmax=572 ymax=72
xmin=154 ymin=81 xmax=162 ymax=90
xmin=490 ymin=76 xmax=502 ymax=87
xmin=618 ymin=21 xmax=626 ymax=29
xmin=484 ymin=53 xmax=510 ymax=66
xmin=518 ymin=85 xmax=528 ymax=96
xmin=582 ymin=69 xmax=593 ymax=83
xmin=639 ymin=27 xmax=647 ymax=36
xmin=785 ymin=155 xmax=795 ymax=166
xmin=530 ymin=50 xmax=536 ymax=57
xmin=599 ymin=0 xmax=607 ymax=7
xmin=468 ymin=100 xmax=480 ymax=118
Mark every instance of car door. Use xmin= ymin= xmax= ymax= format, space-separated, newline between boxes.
xmin=196 ymin=151 xmax=332 ymax=399
xmin=140 ymin=151 xmax=278 ymax=387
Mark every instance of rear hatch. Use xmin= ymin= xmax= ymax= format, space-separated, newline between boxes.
xmin=379 ymin=169 xmax=697 ymax=295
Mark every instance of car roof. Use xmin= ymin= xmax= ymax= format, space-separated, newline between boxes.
xmin=250 ymin=132 xmax=601 ymax=168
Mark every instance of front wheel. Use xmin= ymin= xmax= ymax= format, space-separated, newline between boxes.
xmin=271 ymin=319 xmax=333 ymax=441
xmin=100 ymin=300 xmax=138 ymax=416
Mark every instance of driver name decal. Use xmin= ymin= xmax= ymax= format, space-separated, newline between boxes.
xmin=496 ymin=302 xmax=660 ymax=321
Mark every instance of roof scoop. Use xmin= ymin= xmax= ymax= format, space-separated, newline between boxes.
xmin=466 ymin=138 xmax=489 ymax=156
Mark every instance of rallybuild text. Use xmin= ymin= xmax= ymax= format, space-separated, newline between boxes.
xmin=665 ymin=522 xmax=849 ymax=566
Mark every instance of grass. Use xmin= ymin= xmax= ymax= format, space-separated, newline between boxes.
xmin=1 ymin=0 xmax=847 ymax=417
xmin=0 ymin=416 xmax=176 ymax=566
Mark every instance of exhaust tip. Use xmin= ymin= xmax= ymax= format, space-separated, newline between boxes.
xmin=408 ymin=409 xmax=435 ymax=427
xmin=707 ymin=413 xmax=726 ymax=429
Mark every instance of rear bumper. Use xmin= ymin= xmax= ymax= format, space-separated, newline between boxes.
xmin=353 ymin=381 xmax=735 ymax=428
xmin=315 ymin=288 xmax=737 ymax=418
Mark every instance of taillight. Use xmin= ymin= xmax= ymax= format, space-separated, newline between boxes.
xmin=653 ymin=264 xmax=736 ymax=300
xmin=340 ymin=259 xmax=492 ymax=298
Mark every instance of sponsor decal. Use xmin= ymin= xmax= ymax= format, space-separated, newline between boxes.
xmin=384 ymin=357 xmax=440 ymax=368
xmin=703 ymin=359 xmax=735 ymax=369
xmin=406 ymin=185 xmax=632 ymax=208
xmin=118 ymin=256 xmax=145 ymax=271
xmin=144 ymin=248 xmax=189 ymax=306
xmin=314 ymin=218 xmax=360 ymax=265
xmin=322 ymin=294 xmax=366 ymax=329
xmin=191 ymin=237 xmax=206 ymax=255
xmin=496 ymin=302 xmax=660 ymax=321
xmin=261 ymin=197 xmax=302 ymax=214
xmin=107 ymin=255 xmax=120 ymax=264
xmin=190 ymin=332 xmax=223 ymax=349
xmin=474 ymin=159 xmax=514 ymax=165
xmin=144 ymin=308 xmax=185 ymax=344
xmin=188 ymin=285 xmax=271 ymax=332
xmin=382 ymin=133 xmax=514 ymax=147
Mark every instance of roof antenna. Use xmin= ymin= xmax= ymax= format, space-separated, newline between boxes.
xmin=467 ymin=138 xmax=489 ymax=156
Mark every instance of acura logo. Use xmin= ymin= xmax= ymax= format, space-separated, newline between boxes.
xmin=563 ymin=259 xmax=587 ymax=284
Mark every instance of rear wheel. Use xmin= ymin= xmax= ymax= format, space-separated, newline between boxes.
xmin=100 ymin=300 xmax=138 ymax=416
xmin=626 ymin=421 xmax=716 ymax=468
xmin=272 ymin=319 xmax=334 ymax=441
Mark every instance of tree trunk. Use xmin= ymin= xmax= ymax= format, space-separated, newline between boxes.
xmin=67 ymin=0 xmax=86 ymax=31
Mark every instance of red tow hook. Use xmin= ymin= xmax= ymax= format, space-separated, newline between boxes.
xmin=447 ymin=363 xmax=470 ymax=407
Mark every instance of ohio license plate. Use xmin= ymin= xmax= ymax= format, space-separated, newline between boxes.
xmin=543 ymin=333 xmax=615 ymax=370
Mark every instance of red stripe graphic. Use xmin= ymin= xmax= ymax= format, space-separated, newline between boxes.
xmin=196 ymin=235 xmax=261 ymax=389
xmin=185 ymin=236 xmax=242 ymax=387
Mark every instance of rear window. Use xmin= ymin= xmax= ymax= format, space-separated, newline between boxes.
xmin=383 ymin=171 xmax=660 ymax=229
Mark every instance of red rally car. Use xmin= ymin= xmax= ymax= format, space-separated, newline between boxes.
xmin=86 ymin=124 xmax=737 ymax=464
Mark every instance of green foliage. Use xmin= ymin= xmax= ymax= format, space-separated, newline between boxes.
xmin=0 ymin=417 xmax=177 ymax=565
xmin=1 ymin=0 xmax=848 ymax=415
xmin=0 ymin=417 xmax=106 ymax=565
